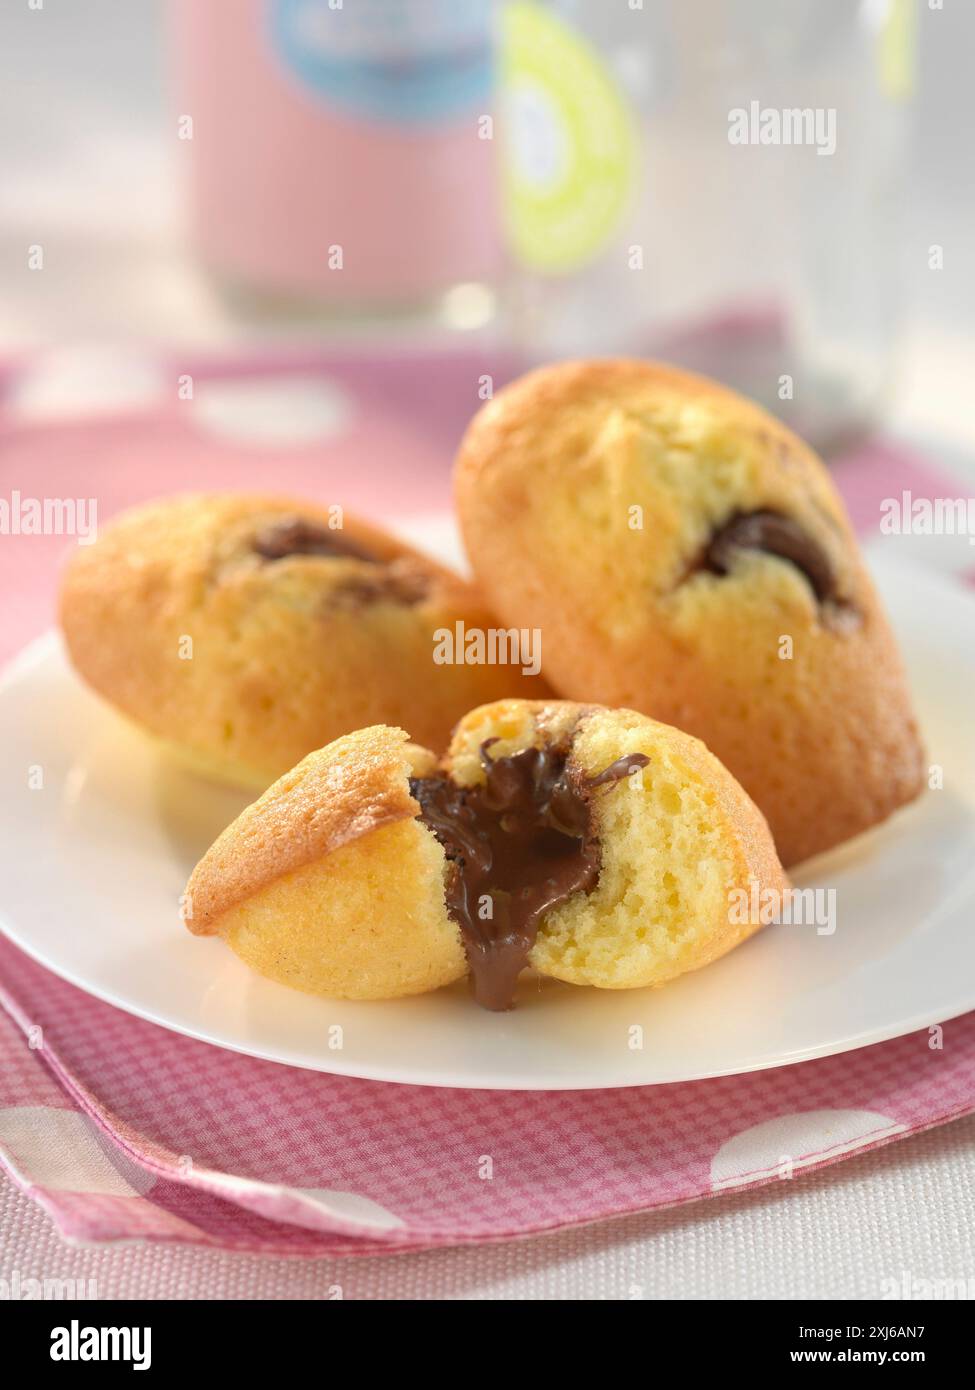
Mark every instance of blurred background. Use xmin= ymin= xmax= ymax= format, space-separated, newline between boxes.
xmin=0 ymin=0 xmax=973 ymax=458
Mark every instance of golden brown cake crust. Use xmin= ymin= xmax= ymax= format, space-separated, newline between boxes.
xmin=455 ymin=360 xmax=925 ymax=866
xmin=60 ymin=492 xmax=546 ymax=787
xmin=186 ymin=724 xmax=418 ymax=934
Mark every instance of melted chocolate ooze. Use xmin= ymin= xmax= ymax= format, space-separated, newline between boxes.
xmin=411 ymin=741 xmax=649 ymax=1011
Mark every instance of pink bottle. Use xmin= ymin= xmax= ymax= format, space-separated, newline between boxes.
xmin=170 ymin=0 xmax=501 ymax=310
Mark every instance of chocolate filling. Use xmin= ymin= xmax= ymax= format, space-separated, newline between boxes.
xmin=252 ymin=517 xmax=430 ymax=606
xmin=327 ymin=562 xmax=432 ymax=608
xmin=703 ymin=510 xmax=833 ymax=600
xmin=252 ymin=517 xmax=377 ymax=563
xmin=411 ymin=741 xmax=649 ymax=1011
xmin=698 ymin=509 xmax=858 ymax=623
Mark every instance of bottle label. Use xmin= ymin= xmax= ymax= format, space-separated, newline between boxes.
xmin=500 ymin=1 xmax=636 ymax=273
xmin=878 ymin=0 xmax=917 ymax=102
xmin=269 ymin=0 xmax=492 ymax=124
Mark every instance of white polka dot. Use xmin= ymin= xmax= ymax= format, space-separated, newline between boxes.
xmin=292 ymin=1187 xmax=405 ymax=1232
xmin=710 ymin=1109 xmax=907 ymax=1191
xmin=199 ymin=1170 xmax=404 ymax=1231
xmin=0 ymin=1107 xmax=155 ymax=1195
xmin=9 ymin=347 xmax=167 ymax=420
xmin=190 ymin=376 xmax=353 ymax=447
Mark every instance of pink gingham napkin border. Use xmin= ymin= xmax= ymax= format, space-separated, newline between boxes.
xmin=1 ymin=934 xmax=974 ymax=1256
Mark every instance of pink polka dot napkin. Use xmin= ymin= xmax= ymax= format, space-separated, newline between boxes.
xmin=1 ymin=935 xmax=973 ymax=1255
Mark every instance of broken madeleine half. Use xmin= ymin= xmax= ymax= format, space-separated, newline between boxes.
xmin=186 ymin=699 xmax=789 ymax=1010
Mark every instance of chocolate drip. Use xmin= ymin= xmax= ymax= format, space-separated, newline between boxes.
xmin=411 ymin=742 xmax=649 ymax=1011
xmin=252 ymin=517 xmax=377 ymax=563
xmin=703 ymin=510 xmax=838 ymax=604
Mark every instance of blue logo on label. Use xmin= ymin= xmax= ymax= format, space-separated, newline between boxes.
xmin=269 ymin=0 xmax=493 ymax=125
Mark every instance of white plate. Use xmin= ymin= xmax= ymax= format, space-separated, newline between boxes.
xmin=1 ymin=544 xmax=974 ymax=1089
